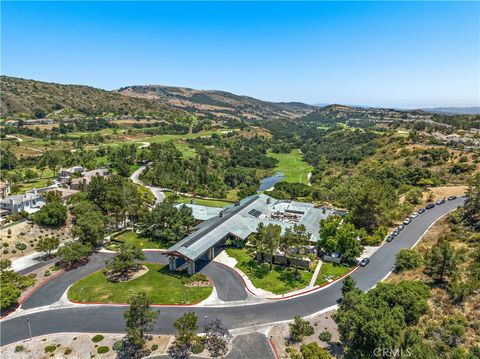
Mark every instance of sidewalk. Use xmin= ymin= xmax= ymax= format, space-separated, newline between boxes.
xmin=11 ymin=252 xmax=54 ymax=272
xmin=308 ymin=260 xmax=323 ymax=288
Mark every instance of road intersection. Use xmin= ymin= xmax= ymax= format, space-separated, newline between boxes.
xmin=0 ymin=197 xmax=465 ymax=346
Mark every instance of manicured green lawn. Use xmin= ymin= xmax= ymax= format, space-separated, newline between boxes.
xmin=167 ymin=193 xmax=232 ymax=208
xmin=175 ymin=142 xmax=197 ymax=158
xmin=14 ymin=178 xmax=53 ymax=193
xmin=68 ymin=263 xmax=212 ymax=304
xmin=109 ymin=231 xmax=168 ymax=249
xmin=139 ymin=128 xmax=239 ymax=144
xmin=267 ymin=149 xmax=313 ymax=184
xmin=226 ymin=248 xmax=313 ymax=295
xmin=315 ymin=262 xmax=353 ymax=286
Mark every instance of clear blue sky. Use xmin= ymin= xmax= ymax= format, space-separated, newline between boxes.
xmin=2 ymin=1 xmax=479 ymax=108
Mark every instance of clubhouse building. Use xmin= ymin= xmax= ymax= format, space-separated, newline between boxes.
xmin=165 ymin=194 xmax=334 ymax=274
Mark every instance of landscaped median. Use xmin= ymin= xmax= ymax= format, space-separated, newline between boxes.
xmin=225 ymin=248 xmax=313 ymax=295
xmin=225 ymin=248 xmax=356 ymax=297
xmin=68 ymin=263 xmax=213 ymax=305
xmin=315 ymin=262 xmax=354 ymax=286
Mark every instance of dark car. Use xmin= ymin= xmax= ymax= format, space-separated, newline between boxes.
xmin=359 ymin=258 xmax=370 ymax=267
xmin=397 ymin=224 xmax=405 ymax=231
xmin=436 ymin=198 xmax=446 ymax=205
xmin=418 ymin=208 xmax=426 ymax=214
xmin=448 ymin=195 xmax=457 ymax=201
xmin=425 ymin=203 xmax=435 ymax=209
xmin=393 ymin=229 xmax=400 ymax=236
xmin=386 ymin=234 xmax=395 ymax=242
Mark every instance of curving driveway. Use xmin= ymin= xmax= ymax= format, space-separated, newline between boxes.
xmin=0 ymin=198 xmax=464 ymax=346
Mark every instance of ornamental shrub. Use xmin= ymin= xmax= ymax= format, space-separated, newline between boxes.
xmin=15 ymin=243 xmax=27 ymax=250
xmin=318 ymin=330 xmax=332 ymax=342
xmin=92 ymin=334 xmax=104 ymax=343
xmin=97 ymin=346 xmax=109 ymax=354
xmin=44 ymin=345 xmax=56 ymax=353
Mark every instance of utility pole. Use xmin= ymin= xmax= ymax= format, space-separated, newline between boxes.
xmin=26 ymin=318 xmax=32 ymax=340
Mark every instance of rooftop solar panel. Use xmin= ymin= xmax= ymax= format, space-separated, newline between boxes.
xmin=248 ymin=209 xmax=262 ymax=218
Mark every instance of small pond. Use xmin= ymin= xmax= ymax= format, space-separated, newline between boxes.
xmin=258 ymin=172 xmax=285 ymax=191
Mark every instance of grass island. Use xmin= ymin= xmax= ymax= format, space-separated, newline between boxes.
xmin=68 ymin=263 xmax=212 ymax=305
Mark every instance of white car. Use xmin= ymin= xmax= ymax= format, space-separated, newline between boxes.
xmin=411 ymin=212 xmax=419 ymax=218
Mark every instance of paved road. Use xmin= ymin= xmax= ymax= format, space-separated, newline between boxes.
xmin=130 ymin=165 xmax=166 ymax=204
xmin=0 ymin=198 xmax=464 ymax=346
xmin=21 ymin=253 xmax=247 ymax=310
xmin=197 ymin=261 xmax=248 ymax=302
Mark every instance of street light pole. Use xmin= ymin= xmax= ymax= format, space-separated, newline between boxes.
xmin=26 ymin=318 xmax=32 ymax=340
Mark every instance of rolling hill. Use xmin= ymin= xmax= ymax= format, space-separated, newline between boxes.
xmin=116 ymin=85 xmax=317 ymax=120
xmin=0 ymin=76 xmax=186 ymax=119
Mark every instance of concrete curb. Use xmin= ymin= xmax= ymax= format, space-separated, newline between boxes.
xmin=268 ymin=338 xmax=281 ymax=359
xmin=216 ymin=255 xmax=358 ymax=301
xmin=0 ymin=268 xmax=65 ymax=320
xmin=66 ymin=262 xmax=213 ymax=307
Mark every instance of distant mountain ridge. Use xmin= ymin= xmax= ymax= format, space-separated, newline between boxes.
xmin=316 ymin=103 xmax=480 ymax=115
xmin=116 ymin=85 xmax=317 ymax=120
xmin=420 ymin=107 xmax=480 ymax=115
xmin=0 ymin=76 xmax=185 ymax=119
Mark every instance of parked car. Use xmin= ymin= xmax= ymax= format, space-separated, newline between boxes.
xmin=359 ymin=258 xmax=370 ymax=267
xmin=418 ymin=208 xmax=425 ymax=214
xmin=436 ymin=198 xmax=446 ymax=205
xmin=411 ymin=212 xmax=419 ymax=218
xmin=448 ymin=195 xmax=457 ymax=201
xmin=403 ymin=217 xmax=412 ymax=225
xmin=386 ymin=234 xmax=395 ymax=242
xmin=397 ymin=224 xmax=405 ymax=231
xmin=393 ymin=229 xmax=400 ymax=236
xmin=425 ymin=203 xmax=435 ymax=209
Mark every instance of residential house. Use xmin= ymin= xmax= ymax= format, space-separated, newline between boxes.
xmin=0 ymin=181 xmax=11 ymax=199
xmin=0 ymin=193 xmax=45 ymax=215
xmin=70 ymin=168 xmax=109 ymax=191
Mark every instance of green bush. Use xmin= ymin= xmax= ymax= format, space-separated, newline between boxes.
xmin=112 ymin=340 xmax=123 ymax=351
xmin=64 ymin=348 xmax=73 ymax=355
xmin=44 ymin=270 xmax=51 ymax=277
xmin=97 ymin=346 xmax=109 ymax=354
xmin=395 ymin=249 xmax=423 ymax=272
xmin=92 ymin=334 xmax=104 ymax=343
xmin=33 ymin=201 xmax=67 ymax=227
xmin=16 ymin=243 xmax=27 ymax=250
xmin=151 ymin=344 xmax=159 ymax=351
xmin=2 ymin=243 xmax=8 ymax=247
xmin=182 ymin=273 xmax=209 ymax=285
xmin=15 ymin=345 xmax=24 ymax=352
xmin=3 ymin=249 xmax=8 ymax=255
xmin=191 ymin=341 xmax=205 ymax=354
xmin=318 ymin=330 xmax=332 ymax=342
xmin=11 ymin=250 xmax=16 ymax=254
xmin=44 ymin=345 xmax=57 ymax=353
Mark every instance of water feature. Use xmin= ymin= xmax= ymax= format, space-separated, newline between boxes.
xmin=258 ymin=172 xmax=285 ymax=191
